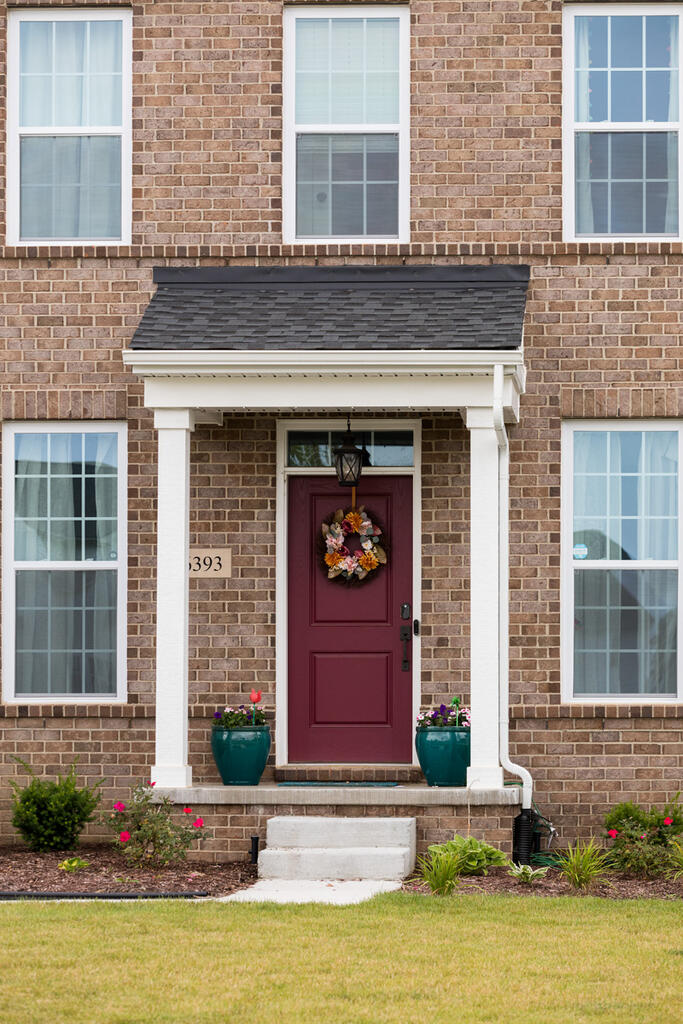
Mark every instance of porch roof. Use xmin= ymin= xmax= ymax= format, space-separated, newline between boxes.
xmin=130 ymin=265 xmax=529 ymax=352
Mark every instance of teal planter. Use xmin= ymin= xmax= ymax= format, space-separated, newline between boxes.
xmin=211 ymin=726 xmax=271 ymax=785
xmin=415 ymin=727 xmax=470 ymax=787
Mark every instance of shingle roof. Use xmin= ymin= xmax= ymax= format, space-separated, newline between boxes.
xmin=130 ymin=265 xmax=529 ymax=351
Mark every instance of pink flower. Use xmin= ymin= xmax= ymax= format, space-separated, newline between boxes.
xmin=148 ymin=781 xmax=156 ymax=787
xmin=113 ymin=802 xmax=126 ymax=812
xmin=640 ymin=834 xmax=647 ymax=839
xmin=119 ymin=831 xmax=131 ymax=843
xmin=664 ymin=817 xmax=673 ymax=826
xmin=607 ymin=829 xmax=618 ymax=839
xmin=183 ymin=807 xmax=193 ymax=814
xmin=193 ymin=818 xmax=204 ymax=829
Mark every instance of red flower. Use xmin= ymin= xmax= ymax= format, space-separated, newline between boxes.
xmin=193 ymin=818 xmax=204 ymax=829
xmin=183 ymin=807 xmax=193 ymax=814
xmin=113 ymin=802 xmax=126 ymax=812
xmin=607 ymin=828 xmax=618 ymax=839
xmin=119 ymin=831 xmax=131 ymax=843
xmin=664 ymin=817 xmax=673 ymax=826
xmin=250 ymin=689 xmax=262 ymax=704
xmin=148 ymin=781 xmax=156 ymax=787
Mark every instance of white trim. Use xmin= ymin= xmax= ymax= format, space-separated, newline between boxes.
xmin=562 ymin=3 xmax=683 ymax=243
xmin=6 ymin=8 xmax=133 ymax=247
xmin=274 ymin=418 xmax=422 ymax=766
xmin=282 ymin=5 xmax=410 ymax=245
xmin=561 ymin=419 xmax=683 ymax=704
xmin=1 ymin=421 xmax=128 ymax=705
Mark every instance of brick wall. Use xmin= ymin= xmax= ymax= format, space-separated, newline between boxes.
xmin=1 ymin=1 xmax=682 ymax=853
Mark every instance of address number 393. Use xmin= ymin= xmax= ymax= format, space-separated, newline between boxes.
xmin=188 ymin=548 xmax=232 ymax=578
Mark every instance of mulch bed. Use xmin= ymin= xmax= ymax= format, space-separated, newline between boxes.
xmin=403 ymin=866 xmax=683 ymax=900
xmin=0 ymin=846 xmax=257 ymax=898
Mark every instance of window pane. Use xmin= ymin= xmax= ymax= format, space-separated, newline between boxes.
xmin=20 ymin=136 xmax=122 ymax=240
xmin=574 ymin=570 xmax=677 ymax=696
xmin=295 ymin=16 xmax=399 ymax=125
xmin=287 ymin=431 xmax=331 ymax=468
xmin=647 ymin=16 xmax=679 ymax=70
xmin=611 ymin=17 xmax=642 ymax=69
xmin=15 ymin=570 xmax=117 ymax=696
xmin=611 ymin=71 xmax=642 ymax=122
xmin=575 ymin=132 xmax=678 ymax=236
xmin=296 ymin=134 xmax=399 ymax=238
xmin=287 ymin=430 xmax=413 ymax=468
xmin=575 ymin=16 xmax=608 ymax=70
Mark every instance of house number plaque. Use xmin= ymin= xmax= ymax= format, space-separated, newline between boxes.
xmin=188 ymin=548 xmax=232 ymax=578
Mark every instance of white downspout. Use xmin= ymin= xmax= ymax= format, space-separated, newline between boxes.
xmin=493 ymin=364 xmax=533 ymax=809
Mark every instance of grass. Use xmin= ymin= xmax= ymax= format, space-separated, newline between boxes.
xmin=1 ymin=893 xmax=682 ymax=1024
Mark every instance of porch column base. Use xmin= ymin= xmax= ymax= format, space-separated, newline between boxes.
xmin=151 ymin=764 xmax=193 ymax=788
xmin=467 ymin=765 xmax=504 ymax=790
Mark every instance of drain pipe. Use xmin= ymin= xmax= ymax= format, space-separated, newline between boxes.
xmin=492 ymin=364 xmax=533 ymax=811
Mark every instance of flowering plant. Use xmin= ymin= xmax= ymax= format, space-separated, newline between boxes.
xmin=321 ymin=506 xmax=387 ymax=584
xmin=416 ymin=697 xmax=471 ymax=729
xmin=213 ymin=689 xmax=267 ymax=728
xmin=105 ymin=780 xmax=209 ymax=867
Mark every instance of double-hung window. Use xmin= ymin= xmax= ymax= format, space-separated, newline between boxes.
xmin=2 ymin=424 xmax=127 ymax=702
xmin=564 ymin=4 xmax=682 ymax=240
xmin=6 ymin=9 xmax=132 ymax=245
xmin=563 ymin=422 xmax=682 ymax=701
xmin=283 ymin=5 xmax=409 ymax=243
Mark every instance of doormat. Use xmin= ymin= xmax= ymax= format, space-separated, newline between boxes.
xmin=277 ymin=781 xmax=400 ymax=787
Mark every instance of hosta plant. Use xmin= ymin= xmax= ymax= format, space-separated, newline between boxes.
xmin=507 ymin=862 xmax=549 ymax=886
xmin=105 ymin=781 xmax=209 ymax=868
xmin=428 ymin=835 xmax=508 ymax=876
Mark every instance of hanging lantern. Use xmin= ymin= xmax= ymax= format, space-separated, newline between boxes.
xmin=333 ymin=416 xmax=363 ymax=488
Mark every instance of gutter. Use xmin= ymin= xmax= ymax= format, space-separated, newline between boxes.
xmin=492 ymin=365 xmax=533 ymax=810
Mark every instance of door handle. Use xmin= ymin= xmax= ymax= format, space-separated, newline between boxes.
xmin=399 ymin=624 xmax=411 ymax=672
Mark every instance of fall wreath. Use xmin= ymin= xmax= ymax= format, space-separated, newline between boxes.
xmin=320 ymin=507 xmax=388 ymax=584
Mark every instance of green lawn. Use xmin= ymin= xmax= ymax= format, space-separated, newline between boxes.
xmin=1 ymin=893 xmax=681 ymax=1024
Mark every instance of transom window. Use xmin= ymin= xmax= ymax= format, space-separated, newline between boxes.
xmin=2 ymin=424 xmax=127 ymax=702
xmin=6 ymin=9 xmax=132 ymax=245
xmin=287 ymin=429 xmax=414 ymax=468
xmin=283 ymin=6 xmax=409 ymax=244
xmin=563 ymin=4 xmax=683 ymax=240
xmin=563 ymin=423 xmax=681 ymax=701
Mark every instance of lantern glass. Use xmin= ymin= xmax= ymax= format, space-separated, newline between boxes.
xmin=333 ymin=431 xmax=363 ymax=487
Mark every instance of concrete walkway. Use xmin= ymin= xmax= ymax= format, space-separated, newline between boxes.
xmin=221 ymin=879 xmax=402 ymax=905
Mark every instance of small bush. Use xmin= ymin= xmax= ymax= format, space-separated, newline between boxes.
xmin=669 ymin=841 xmax=683 ymax=881
xmin=105 ymin=781 xmax=209 ymax=867
xmin=9 ymin=759 xmax=102 ymax=852
xmin=415 ymin=848 xmax=461 ymax=896
xmin=608 ymin=829 xmax=674 ymax=878
xmin=428 ymin=835 xmax=508 ymax=877
xmin=507 ymin=863 xmax=549 ymax=886
xmin=556 ymin=840 xmax=610 ymax=890
xmin=604 ymin=794 xmax=682 ymax=877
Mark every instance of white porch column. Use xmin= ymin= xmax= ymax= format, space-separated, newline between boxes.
xmin=465 ymin=408 xmax=504 ymax=789
xmin=151 ymin=409 xmax=195 ymax=787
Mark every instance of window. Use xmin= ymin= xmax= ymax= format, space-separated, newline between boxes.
xmin=283 ymin=6 xmax=409 ymax=243
xmin=6 ymin=9 xmax=132 ymax=245
xmin=287 ymin=429 xmax=414 ymax=467
xmin=563 ymin=4 xmax=682 ymax=240
xmin=2 ymin=424 xmax=127 ymax=702
xmin=562 ymin=422 xmax=682 ymax=701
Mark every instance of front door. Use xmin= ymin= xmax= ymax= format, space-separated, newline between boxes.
xmin=288 ymin=475 xmax=413 ymax=763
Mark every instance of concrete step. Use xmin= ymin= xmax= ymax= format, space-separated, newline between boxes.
xmin=258 ymin=845 xmax=414 ymax=881
xmin=266 ymin=815 xmax=415 ymax=854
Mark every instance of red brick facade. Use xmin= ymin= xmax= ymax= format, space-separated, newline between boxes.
xmin=1 ymin=1 xmax=682 ymax=856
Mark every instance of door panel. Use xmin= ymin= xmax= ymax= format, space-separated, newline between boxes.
xmin=288 ymin=474 xmax=413 ymax=763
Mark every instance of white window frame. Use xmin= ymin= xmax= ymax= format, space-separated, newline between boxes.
xmin=6 ymin=8 xmax=133 ymax=247
xmin=282 ymin=4 xmax=410 ymax=245
xmin=561 ymin=420 xmax=683 ymax=704
xmin=562 ymin=3 xmax=683 ymax=242
xmin=1 ymin=422 xmax=128 ymax=704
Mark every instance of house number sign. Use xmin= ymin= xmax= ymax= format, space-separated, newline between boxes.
xmin=188 ymin=548 xmax=232 ymax=578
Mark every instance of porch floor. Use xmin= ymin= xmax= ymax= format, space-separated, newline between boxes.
xmin=156 ymin=784 xmax=521 ymax=807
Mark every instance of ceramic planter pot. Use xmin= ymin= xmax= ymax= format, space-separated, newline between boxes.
xmin=211 ymin=725 xmax=271 ymax=785
xmin=415 ymin=726 xmax=470 ymax=786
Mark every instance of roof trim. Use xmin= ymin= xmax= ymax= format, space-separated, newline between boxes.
xmin=151 ymin=264 xmax=530 ymax=289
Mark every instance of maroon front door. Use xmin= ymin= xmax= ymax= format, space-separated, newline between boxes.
xmin=288 ymin=475 xmax=413 ymax=763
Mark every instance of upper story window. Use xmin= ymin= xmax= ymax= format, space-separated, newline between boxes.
xmin=563 ymin=4 xmax=682 ymax=241
xmin=562 ymin=422 xmax=681 ymax=702
xmin=283 ymin=6 xmax=410 ymax=244
xmin=6 ymin=9 xmax=132 ymax=246
xmin=2 ymin=423 xmax=127 ymax=703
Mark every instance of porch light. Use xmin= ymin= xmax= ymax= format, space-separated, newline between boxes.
xmin=333 ymin=416 xmax=363 ymax=488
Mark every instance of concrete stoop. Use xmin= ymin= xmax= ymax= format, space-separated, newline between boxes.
xmin=258 ymin=816 xmax=416 ymax=881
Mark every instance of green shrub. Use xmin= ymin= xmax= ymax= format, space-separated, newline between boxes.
xmin=428 ymin=835 xmax=508 ymax=876
xmin=9 ymin=759 xmax=102 ymax=852
xmin=604 ymin=801 xmax=649 ymax=833
xmin=556 ymin=840 xmax=610 ymax=890
xmin=507 ymin=863 xmax=549 ymax=886
xmin=604 ymin=794 xmax=682 ymax=877
xmin=105 ymin=781 xmax=209 ymax=867
xmin=668 ymin=841 xmax=683 ymax=881
xmin=604 ymin=793 xmax=682 ymax=843
xmin=415 ymin=848 xmax=461 ymax=896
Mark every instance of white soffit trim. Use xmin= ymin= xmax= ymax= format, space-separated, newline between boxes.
xmin=122 ymin=349 xmax=526 ymax=419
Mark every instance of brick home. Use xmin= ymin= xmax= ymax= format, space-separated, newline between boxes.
xmin=1 ymin=0 xmax=682 ymax=861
